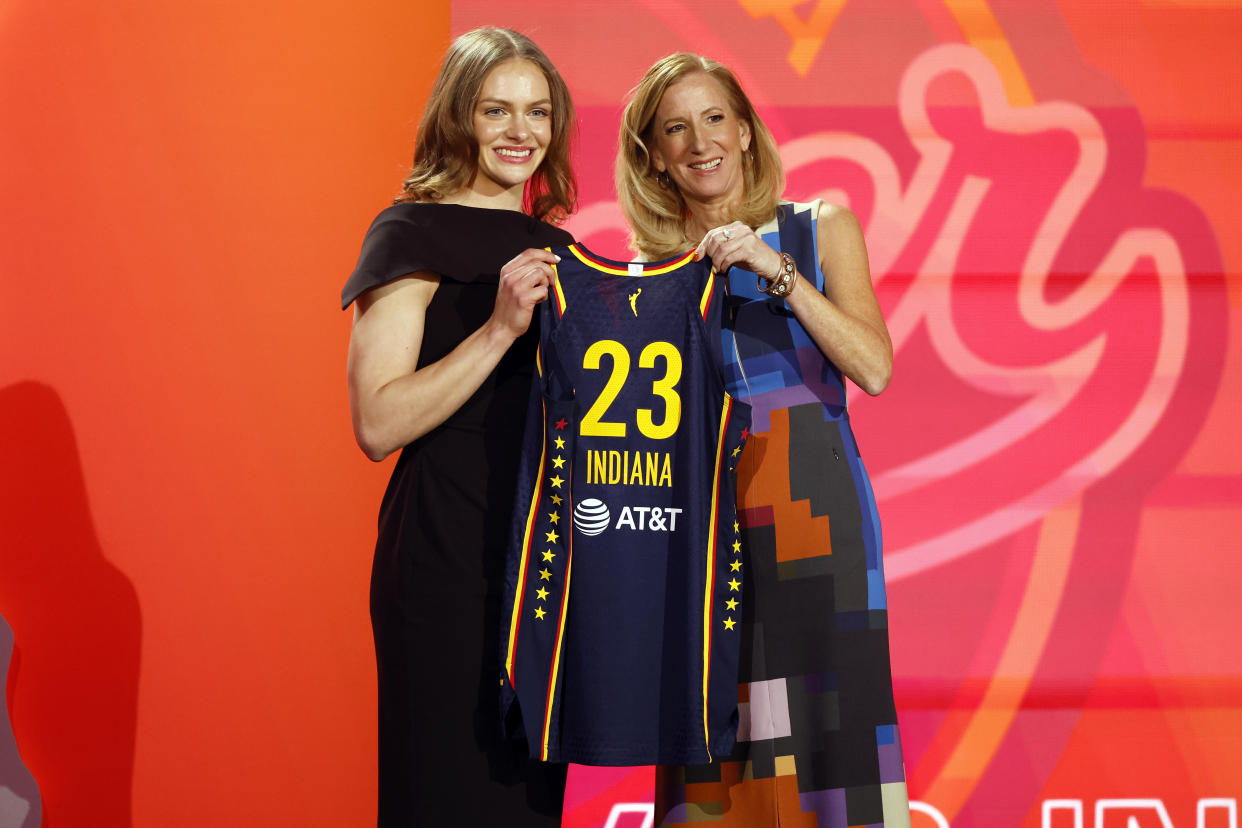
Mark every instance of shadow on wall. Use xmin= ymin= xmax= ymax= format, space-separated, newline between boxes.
xmin=0 ymin=382 xmax=141 ymax=828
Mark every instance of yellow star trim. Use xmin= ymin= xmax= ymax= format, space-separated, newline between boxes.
xmin=732 ymin=446 xmax=741 ymax=457
xmin=550 ymin=494 xmax=563 ymax=505
xmin=730 ymin=560 xmax=742 ymax=572
xmin=536 ymin=587 xmax=549 ymax=601
xmin=732 ymin=540 xmax=741 ymax=553
xmin=554 ymin=436 xmax=565 ymax=450
xmin=539 ymin=567 xmax=552 ymax=581
xmin=552 ymin=455 xmax=566 ymax=469
xmin=727 ymin=578 xmax=741 ymax=592
xmin=725 ymin=597 xmax=738 ymax=610
xmin=723 ymin=617 xmax=736 ymax=630
xmin=549 ymin=475 xmax=564 ymax=489
xmin=545 ymin=529 xmax=559 ymax=544
xmin=733 ymin=520 xmax=739 ymax=533
xmin=548 ymin=511 xmax=560 ymax=525
xmin=534 ymin=606 xmax=547 ymax=620
xmin=542 ymin=549 xmax=556 ymax=562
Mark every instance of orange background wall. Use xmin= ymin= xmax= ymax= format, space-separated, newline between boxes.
xmin=1 ymin=1 xmax=451 ymax=824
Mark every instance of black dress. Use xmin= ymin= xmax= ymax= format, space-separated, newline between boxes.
xmin=342 ymin=203 xmax=574 ymax=827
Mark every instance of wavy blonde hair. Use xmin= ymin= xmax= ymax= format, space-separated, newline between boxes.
xmin=616 ymin=54 xmax=783 ymax=259
xmin=396 ymin=27 xmax=577 ymax=223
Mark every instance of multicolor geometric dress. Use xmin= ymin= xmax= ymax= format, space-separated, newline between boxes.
xmin=655 ymin=201 xmax=911 ymax=828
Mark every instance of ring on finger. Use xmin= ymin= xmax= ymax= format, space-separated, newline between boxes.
xmin=722 ymin=228 xmax=733 ymax=240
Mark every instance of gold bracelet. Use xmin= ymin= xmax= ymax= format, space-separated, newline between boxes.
xmin=758 ymin=252 xmax=796 ymax=297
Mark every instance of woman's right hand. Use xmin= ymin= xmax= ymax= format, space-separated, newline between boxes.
xmin=491 ymin=248 xmax=561 ymax=339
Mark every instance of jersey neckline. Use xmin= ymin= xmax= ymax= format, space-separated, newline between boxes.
xmin=564 ymin=243 xmax=698 ymax=277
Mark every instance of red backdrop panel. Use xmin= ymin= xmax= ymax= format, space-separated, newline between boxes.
xmin=447 ymin=1 xmax=1242 ymax=826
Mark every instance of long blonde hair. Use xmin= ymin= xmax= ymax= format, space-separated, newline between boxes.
xmin=616 ymin=54 xmax=783 ymax=258
xmin=396 ymin=27 xmax=577 ymax=223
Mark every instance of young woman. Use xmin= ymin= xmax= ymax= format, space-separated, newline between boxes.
xmin=342 ymin=28 xmax=576 ymax=827
xmin=617 ymin=54 xmax=911 ymax=827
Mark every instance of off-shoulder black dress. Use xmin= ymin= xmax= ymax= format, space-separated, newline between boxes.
xmin=343 ymin=203 xmax=573 ymax=827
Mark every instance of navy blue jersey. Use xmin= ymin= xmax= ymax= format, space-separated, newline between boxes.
xmin=501 ymin=244 xmax=751 ymax=766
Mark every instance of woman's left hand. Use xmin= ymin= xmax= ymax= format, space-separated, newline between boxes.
xmin=691 ymin=206 xmax=892 ymax=395
xmin=693 ymin=221 xmax=785 ymax=284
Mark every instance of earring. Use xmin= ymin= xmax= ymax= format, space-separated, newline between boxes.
xmin=656 ymin=170 xmax=672 ymax=189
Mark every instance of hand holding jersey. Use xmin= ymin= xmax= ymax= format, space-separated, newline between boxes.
xmin=493 ymin=248 xmax=561 ymax=341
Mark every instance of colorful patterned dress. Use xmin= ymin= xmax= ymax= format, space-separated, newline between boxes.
xmin=655 ymin=201 xmax=911 ymax=828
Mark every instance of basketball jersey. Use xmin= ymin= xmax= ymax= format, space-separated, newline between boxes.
xmin=500 ymin=244 xmax=751 ymax=766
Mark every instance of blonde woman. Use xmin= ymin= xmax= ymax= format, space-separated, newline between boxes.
xmin=617 ymin=54 xmax=911 ymax=827
xmin=343 ymin=28 xmax=576 ymax=826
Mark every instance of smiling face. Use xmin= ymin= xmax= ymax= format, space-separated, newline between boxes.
xmin=469 ymin=58 xmax=552 ymax=205
xmin=649 ymin=71 xmax=752 ymax=209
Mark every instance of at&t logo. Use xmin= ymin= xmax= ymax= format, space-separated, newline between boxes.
xmin=573 ymin=498 xmax=684 ymax=536
xmin=573 ymin=499 xmax=610 ymax=536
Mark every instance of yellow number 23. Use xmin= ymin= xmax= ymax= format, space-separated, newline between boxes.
xmin=579 ymin=339 xmax=682 ymax=440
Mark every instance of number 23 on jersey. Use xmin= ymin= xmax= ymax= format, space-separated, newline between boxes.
xmin=579 ymin=339 xmax=683 ymax=440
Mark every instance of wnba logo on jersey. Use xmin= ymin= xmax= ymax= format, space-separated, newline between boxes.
xmin=573 ymin=497 xmax=684 ymax=536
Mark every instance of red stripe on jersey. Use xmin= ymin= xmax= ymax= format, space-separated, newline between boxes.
xmin=541 ymin=500 xmax=574 ymax=760
xmin=504 ymin=400 xmax=548 ymax=685
xmin=699 ymin=268 xmax=716 ymax=321
xmin=701 ymin=394 xmax=734 ymax=758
